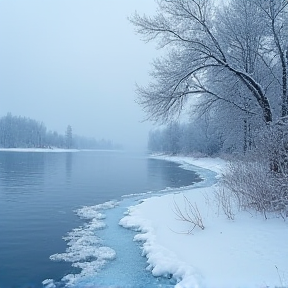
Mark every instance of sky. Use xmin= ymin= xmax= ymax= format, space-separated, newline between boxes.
xmin=0 ymin=0 xmax=159 ymax=151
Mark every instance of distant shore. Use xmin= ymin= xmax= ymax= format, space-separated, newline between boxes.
xmin=0 ymin=148 xmax=124 ymax=153
xmin=0 ymin=148 xmax=80 ymax=153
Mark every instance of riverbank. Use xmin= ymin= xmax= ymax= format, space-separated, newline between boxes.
xmin=120 ymin=155 xmax=288 ymax=288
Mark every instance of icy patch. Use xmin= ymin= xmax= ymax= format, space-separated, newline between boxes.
xmin=45 ymin=200 xmax=119 ymax=287
xmin=121 ymin=183 xmax=208 ymax=200
xmin=42 ymin=279 xmax=56 ymax=288
xmin=76 ymin=200 xmax=118 ymax=220
xmin=122 ymin=190 xmax=154 ymax=198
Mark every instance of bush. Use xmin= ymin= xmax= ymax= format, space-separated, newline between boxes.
xmin=222 ymin=122 xmax=288 ymax=219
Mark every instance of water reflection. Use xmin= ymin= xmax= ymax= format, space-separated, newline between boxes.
xmin=65 ymin=153 xmax=73 ymax=182
xmin=0 ymin=151 xmax=202 ymax=288
xmin=0 ymin=152 xmax=45 ymax=198
xmin=147 ymin=158 xmax=201 ymax=188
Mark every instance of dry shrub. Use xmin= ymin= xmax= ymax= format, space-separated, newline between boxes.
xmin=173 ymin=195 xmax=204 ymax=233
xmin=221 ymin=121 xmax=288 ymax=219
xmin=222 ymin=158 xmax=288 ymax=219
xmin=214 ymin=187 xmax=235 ymax=220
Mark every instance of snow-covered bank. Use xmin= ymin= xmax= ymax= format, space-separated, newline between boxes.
xmin=120 ymin=155 xmax=288 ymax=288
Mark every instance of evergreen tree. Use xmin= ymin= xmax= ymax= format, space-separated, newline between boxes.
xmin=65 ymin=125 xmax=73 ymax=149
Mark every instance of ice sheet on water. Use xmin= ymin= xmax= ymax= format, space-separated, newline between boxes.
xmin=42 ymin=279 xmax=56 ymax=288
xmin=45 ymin=200 xmax=119 ymax=287
xmin=121 ymin=185 xmax=200 ymax=200
xmin=76 ymin=200 xmax=118 ymax=219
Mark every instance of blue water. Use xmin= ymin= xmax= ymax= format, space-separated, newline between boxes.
xmin=0 ymin=150 xmax=201 ymax=288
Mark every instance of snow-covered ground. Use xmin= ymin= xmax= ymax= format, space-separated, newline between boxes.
xmin=120 ymin=155 xmax=288 ymax=288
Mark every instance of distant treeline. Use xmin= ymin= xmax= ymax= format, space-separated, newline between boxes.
xmin=0 ymin=113 xmax=122 ymax=150
xmin=148 ymin=121 xmax=221 ymax=156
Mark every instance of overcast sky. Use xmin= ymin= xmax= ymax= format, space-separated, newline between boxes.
xmin=0 ymin=0 xmax=159 ymax=151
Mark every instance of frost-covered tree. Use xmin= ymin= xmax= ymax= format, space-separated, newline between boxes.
xmin=65 ymin=125 xmax=73 ymax=149
xmin=163 ymin=121 xmax=181 ymax=154
xmin=136 ymin=0 xmax=288 ymax=215
xmin=131 ymin=0 xmax=288 ymax=134
xmin=148 ymin=119 xmax=222 ymax=156
xmin=0 ymin=113 xmax=47 ymax=148
xmin=0 ymin=114 xmax=121 ymax=150
xmin=208 ymin=0 xmax=288 ymax=152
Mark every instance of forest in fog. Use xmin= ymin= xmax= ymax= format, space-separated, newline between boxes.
xmin=0 ymin=113 xmax=121 ymax=150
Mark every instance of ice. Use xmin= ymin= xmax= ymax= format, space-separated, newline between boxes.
xmin=76 ymin=201 xmax=119 ymax=220
xmin=46 ymin=201 xmax=119 ymax=287
xmin=42 ymin=279 xmax=57 ymax=288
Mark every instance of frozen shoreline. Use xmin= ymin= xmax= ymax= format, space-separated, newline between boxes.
xmin=120 ymin=155 xmax=288 ymax=288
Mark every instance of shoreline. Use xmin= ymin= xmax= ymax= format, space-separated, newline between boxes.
xmin=0 ymin=148 xmax=80 ymax=153
xmin=120 ymin=155 xmax=288 ymax=288
xmin=0 ymin=148 xmax=124 ymax=153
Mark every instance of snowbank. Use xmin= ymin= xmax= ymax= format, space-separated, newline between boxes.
xmin=120 ymin=155 xmax=288 ymax=288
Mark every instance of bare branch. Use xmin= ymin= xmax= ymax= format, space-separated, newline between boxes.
xmin=173 ymin=195 xmax=204 ymax=234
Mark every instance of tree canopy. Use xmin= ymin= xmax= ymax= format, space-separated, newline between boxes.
xmin=132 ymin=0 xmax=288 ymax=128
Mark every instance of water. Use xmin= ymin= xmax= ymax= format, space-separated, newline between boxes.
xmin=0 ymin=150 xmax=201 ymax=288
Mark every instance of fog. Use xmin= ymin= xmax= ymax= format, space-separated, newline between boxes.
xmin=0 ymin=0 xmax=158 ymax=151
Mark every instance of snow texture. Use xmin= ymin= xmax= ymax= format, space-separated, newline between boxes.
xmin=120 ymin=155 xmax=288 ymax=288
xmin=47 ymin=201 xmax=119 ymax=287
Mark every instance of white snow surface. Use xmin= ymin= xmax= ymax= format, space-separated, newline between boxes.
xmin=120 ymin=155 xmax=288 ymax=288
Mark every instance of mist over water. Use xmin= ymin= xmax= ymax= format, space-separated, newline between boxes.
xmin=0 ymin=150 xmax=200 ymax=288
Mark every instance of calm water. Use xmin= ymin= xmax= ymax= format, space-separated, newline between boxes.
xmin=0 ymin=150 xmax=200 ymax=288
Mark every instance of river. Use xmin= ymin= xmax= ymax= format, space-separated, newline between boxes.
xmin=0 ymin=150 xmax=200 ymax=288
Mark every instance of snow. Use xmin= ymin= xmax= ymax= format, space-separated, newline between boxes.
xmin=120 ymin=155 xmax=288 ymax=288
xmin=48 ymin=201 xmax=119 ymax=287
xmin=45 ymin=198 xmax=175 ymax=287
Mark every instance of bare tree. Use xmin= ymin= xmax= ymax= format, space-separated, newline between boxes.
xmin=255 ymin=0 xmax=288 ymax=117
xmin=131 ymin=0 xmax=287 ymax=126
